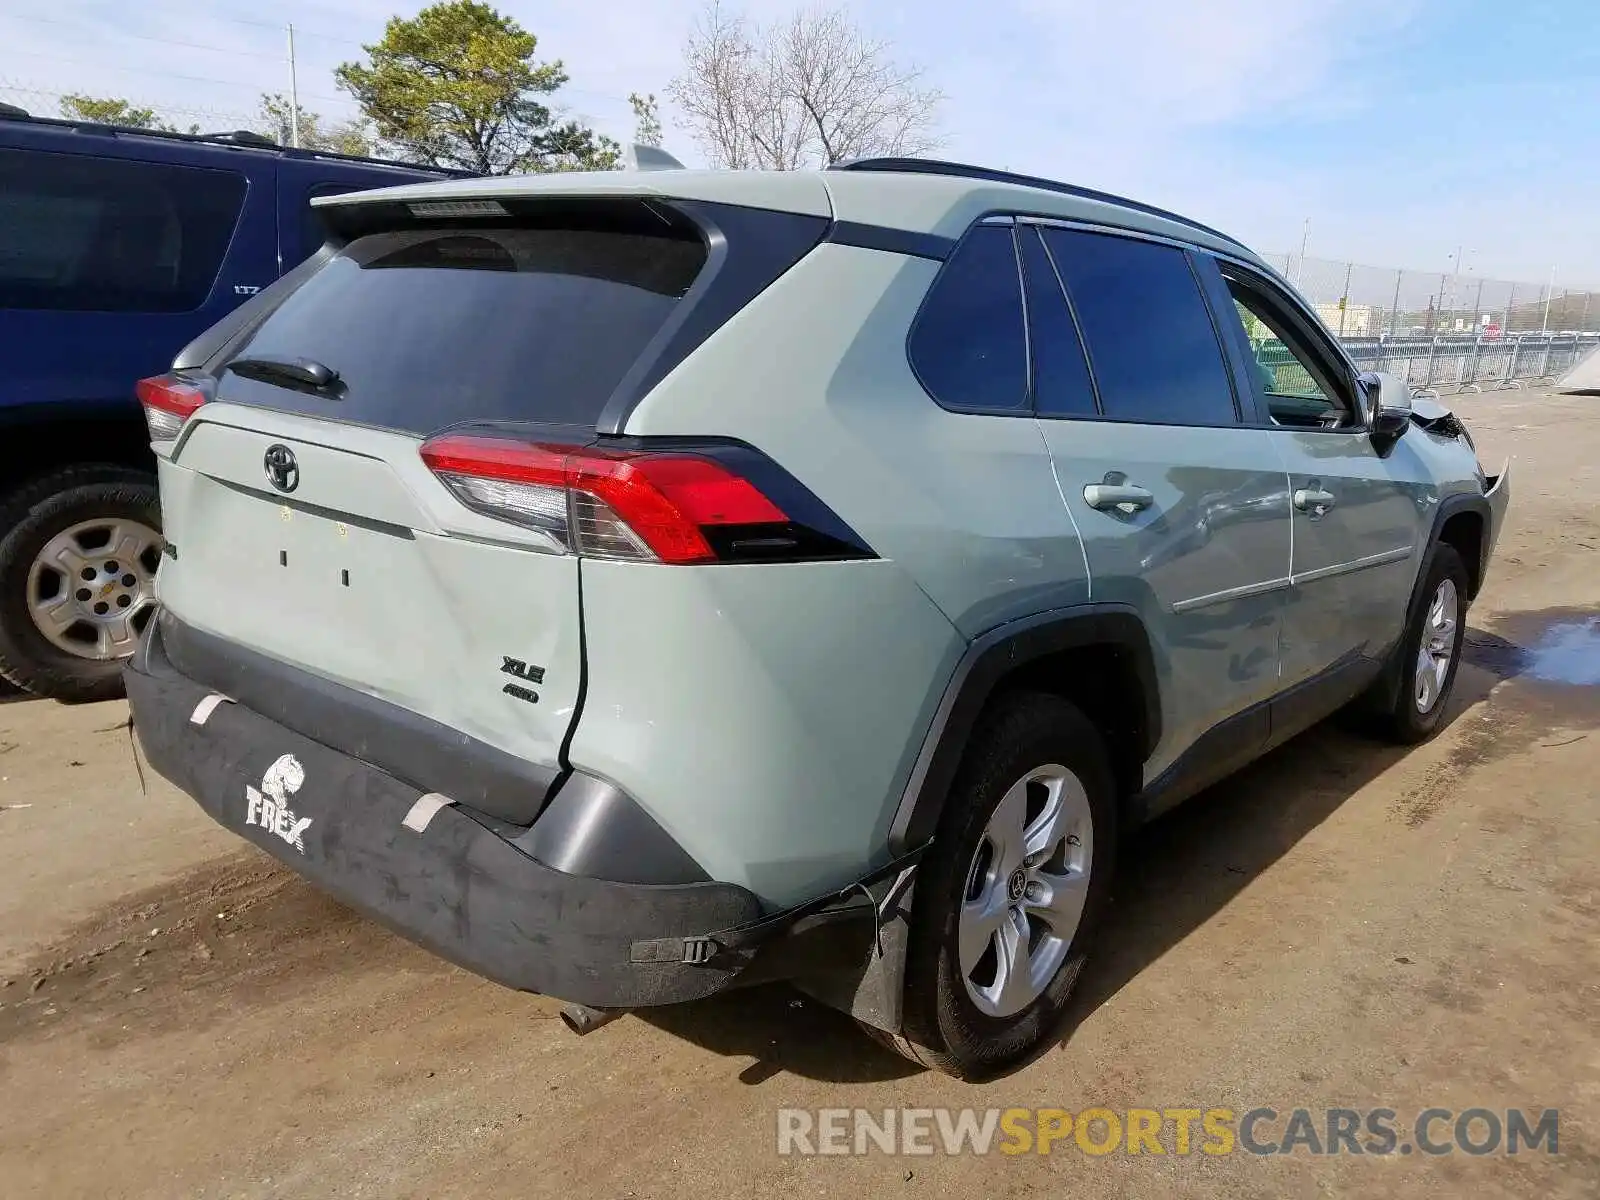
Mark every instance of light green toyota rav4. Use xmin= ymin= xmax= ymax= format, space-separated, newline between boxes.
xmin=125 ymin=156 xmax=1511 ymax=1079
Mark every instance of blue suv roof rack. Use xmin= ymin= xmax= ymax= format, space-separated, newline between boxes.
xmin=0 ymin=106 xmax=472 ymax=177
xmin=829 ymin=156 xmax=1240 ymax=248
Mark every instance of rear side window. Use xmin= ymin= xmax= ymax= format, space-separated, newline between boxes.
xmin=224 ymin=222 xmax=706 ymax=432
xmin=1043 ymin=228 xmax=1237 ymax=426
xmin=0 ymin=148 xmax=246 ymax=313
xmin=1018 ymin=226 xmax=1097 ymax=417
xmin=909 ymin=224 xmax=1028 ymax=412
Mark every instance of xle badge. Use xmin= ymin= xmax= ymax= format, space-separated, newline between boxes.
xmin=501 ymin=656 xmax=545 ymax=705
xmin=245 ymin=753 xmax=313 ymax=852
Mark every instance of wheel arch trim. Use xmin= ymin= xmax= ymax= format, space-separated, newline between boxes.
xmin=1370 ymin=491 xmax=1490 ymax=713
xmin=887 ymin=603 xmax=1161 ymax=855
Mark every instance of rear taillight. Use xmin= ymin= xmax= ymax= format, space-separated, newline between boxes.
xmin=419 ymin=434 xmax=869 ymax=565
xmin=136 ymin=374 xmax=208 ymax=442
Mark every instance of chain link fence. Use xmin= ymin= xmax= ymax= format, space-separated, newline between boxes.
xmin=1264 ymin=251 xmax=1599 ymax=393
xmin=1267 ymin=251 xmax=1599 ymax=338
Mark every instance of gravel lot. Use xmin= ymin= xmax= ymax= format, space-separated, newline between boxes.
xmin=1 ymin=389 xmax=1597 ymax=1198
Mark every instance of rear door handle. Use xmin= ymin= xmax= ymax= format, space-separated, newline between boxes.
xmin=1293 ymin=488 xmax=1336 ymax=515
xmin=1083 ymin=483 xmax=1154 ymax=512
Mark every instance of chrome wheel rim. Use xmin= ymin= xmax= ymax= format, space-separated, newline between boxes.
xmin=1414 ymin=577 xmax=1460 ymax=714
xmin=26 ymin=518 xmax=161 ymax=661
xmin=958 ymin=764 xmax=1093 ymax=1019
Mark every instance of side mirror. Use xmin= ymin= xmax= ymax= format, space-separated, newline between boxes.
xmin=1361 ymin=371 xmax=1410 ymax=449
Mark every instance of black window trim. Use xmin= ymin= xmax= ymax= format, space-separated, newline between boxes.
xmin=1024 ymin=216 xmax=1245 ymax=430
xmin=1208 ymin=252 xmax=1368 ymax=434
xmin=910 ymin=211 xmax=1331 ymax=431
xmin=904 ymin=218 xmax=1035 ymax=418
xmin=1021 ymin=223 xmax=1104 ymax=417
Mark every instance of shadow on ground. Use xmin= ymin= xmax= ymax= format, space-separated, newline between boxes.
xmin=642 ymin=608 xmax=1599 ymax=1084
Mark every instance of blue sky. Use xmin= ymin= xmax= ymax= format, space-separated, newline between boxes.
xmin=4 ymin=0 xmax=1597 ymax=285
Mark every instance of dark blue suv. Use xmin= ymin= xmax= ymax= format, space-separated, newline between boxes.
xmin=0 ymin=107 xmax=459 ymax=701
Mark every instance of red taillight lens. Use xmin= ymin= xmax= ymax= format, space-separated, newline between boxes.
xmin=419 ymin=435 xmax=789 ymax=564
xmin=136 ymin=374 xmax=208 ymax=441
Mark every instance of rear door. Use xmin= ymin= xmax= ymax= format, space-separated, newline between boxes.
xmin=1023 ymin=222 xmax=1291 ymax=784
xmin=0 ymin=140 xmax=269 ymax=424
xmin=157 ymin=207 xmax=711 ymax=809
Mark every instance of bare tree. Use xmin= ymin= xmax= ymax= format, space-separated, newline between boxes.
xmin=668 ymin=2 xmax=943 ymax=170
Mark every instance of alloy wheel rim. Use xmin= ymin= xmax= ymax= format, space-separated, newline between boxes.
xmin=958 ymin=764 xmax=1093 ymax=1019
xmin=1414 ymin=577 xmax=1460 ymax=714
xmin=26 ymin=518 xmax=161 ymax=661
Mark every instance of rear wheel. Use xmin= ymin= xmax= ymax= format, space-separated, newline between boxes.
xmin=895 ymin=692 xmax=1117 ymax=1079
xmin=0 ymin=466 xmax=161 ymax=703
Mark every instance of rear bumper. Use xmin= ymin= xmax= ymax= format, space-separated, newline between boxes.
xmin=125 ymin=622 xmax=775 ymax=1009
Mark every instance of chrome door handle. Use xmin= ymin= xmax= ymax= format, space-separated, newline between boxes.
xmin=1083 ymin=483 xmax=1154 ymax=512
xmin=1293 ymin=488 xmax=1336 ymax=515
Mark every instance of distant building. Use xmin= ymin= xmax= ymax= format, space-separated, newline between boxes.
xmin=1313 ymin=301 xmax=1375 ymax=336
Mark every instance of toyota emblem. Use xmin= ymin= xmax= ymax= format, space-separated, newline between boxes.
xmin=263 ymin=444 xmax=300 ymax=494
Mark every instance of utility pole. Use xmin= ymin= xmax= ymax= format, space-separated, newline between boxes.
xmin=287 ymin=23 xmax=301 ymax=149
xmin=1297 ymin=218 xmax=1310 ymax=281
xmin=1542 ymin=266 xmax=1555 ymax=332
xmin=1338 ymin=261 xmax=1353 ymax=337
xmin=1445 ymin=245 xmax=1463 ymax=326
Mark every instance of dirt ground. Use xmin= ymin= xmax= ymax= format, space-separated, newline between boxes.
xmin=2 ymin=389 xmax=1598 ymax=1199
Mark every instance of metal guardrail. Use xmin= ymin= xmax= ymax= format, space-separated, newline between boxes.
xmin=1338 ymin=332 xmax=1599 ymax=396
xmin=1253 ymin=331 xmax=1597 ymax=396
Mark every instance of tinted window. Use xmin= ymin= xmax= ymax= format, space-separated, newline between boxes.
xmin=910 ymin=224 xmax=1027 ymax=411
xmin=1019 ymin=226 xmax=1097 ymax=417
xmin=223 ymin=222 xmax=706 ymax=432
xmin=1044 ymin=229 xmax=1237 ymax=425
xmin=0 ymin=149 xmax=245 ymax=313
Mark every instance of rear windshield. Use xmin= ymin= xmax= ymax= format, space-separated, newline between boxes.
xmin=220 ymin=221 xmax=706 ymax=432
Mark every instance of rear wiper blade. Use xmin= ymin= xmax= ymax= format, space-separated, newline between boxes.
xmin=226 ymin=354 xmax=341 ymax=391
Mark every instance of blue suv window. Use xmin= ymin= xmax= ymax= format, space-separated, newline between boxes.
xmin=0 ymin=149 xmax=246 ymax=313
xmin=910 ymin=224 xmax=1028 ymax=412
xmin=1042 ymin=228 xmax=1237 ymax=426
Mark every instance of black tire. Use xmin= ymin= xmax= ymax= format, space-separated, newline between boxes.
xmin=1372 ymin=543 xmax=1469 ymax=744
xmin=895 ymin=691 xmax=1118 ymax=1080
xmin=0 ymin=465 xmax=161 ymax=703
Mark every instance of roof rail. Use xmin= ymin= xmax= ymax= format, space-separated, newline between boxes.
xmin=0 ymin=110 xmax=470 ymax=175
xmin=829 ymin=156 xmax=1239 ymax=247
xmin=199 ymin=130 xmax=279 ymax=149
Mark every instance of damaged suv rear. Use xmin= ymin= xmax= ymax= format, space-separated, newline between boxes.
xmin=127 ymin=175 xmax=940 ymax=1023
xmin=127 ymin=161 xmax=1509 ymax=1079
